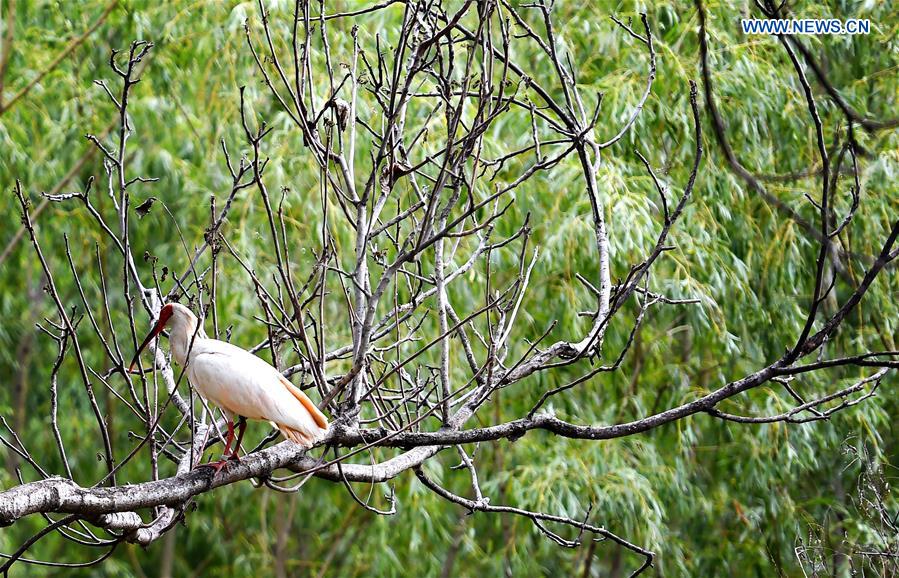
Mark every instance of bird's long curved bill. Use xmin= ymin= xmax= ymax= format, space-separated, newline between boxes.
xmin=129 ymin=320 xmax=166 ymax=374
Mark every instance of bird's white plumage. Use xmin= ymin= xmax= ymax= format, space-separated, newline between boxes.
xmin=186 ymin=339 xmax=323 ymax=440
xmin=137 ymin=303 xmax=328 ymax=448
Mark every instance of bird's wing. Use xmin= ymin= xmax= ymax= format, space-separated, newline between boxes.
xmin=278 ymin=375 xmax=329 ymax=429
xmin=189 ymin=340 xmax=328 ymax=435
xmin=191 ymin=339 xmax=328 ymax=438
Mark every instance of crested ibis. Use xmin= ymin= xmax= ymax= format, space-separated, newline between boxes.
xmin=130 ymin=303 xmax=329 ymax=471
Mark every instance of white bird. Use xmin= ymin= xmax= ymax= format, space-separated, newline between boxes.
xmin=130 ymin=302 xmax=328 ymax=471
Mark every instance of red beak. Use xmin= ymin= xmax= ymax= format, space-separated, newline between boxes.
xmin=128 ymin=305 xmax=173 ymax=373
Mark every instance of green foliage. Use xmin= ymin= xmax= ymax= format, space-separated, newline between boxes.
xmin=0 ymin=1 xmax=897 ymax=576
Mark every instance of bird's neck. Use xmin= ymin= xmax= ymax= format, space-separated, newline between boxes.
xmin=169 ymin=320 xmax=206 ymax=366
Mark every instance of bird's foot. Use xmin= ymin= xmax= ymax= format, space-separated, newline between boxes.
xmin=227 ymin=453 xmax=241 ymax=463
xmin=195 ymin=458 xmax=230 ymax=475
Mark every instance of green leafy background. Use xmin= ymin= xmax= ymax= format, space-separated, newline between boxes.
xmin=0 ymin=1 xmax=897 ymax=576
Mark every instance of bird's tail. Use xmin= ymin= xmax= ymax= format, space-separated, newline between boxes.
xmin=276 ymin=375 xmax=328 ymax=449
xmin=279 ymin=375 xmax=329 ymax=429
xmin=278 ymin=424 xmax=325 ymax=449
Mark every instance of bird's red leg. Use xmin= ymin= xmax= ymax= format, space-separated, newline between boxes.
xmin=220 ymin=420 xmax=236 ymax=458
xmin=229 ymin=417 xmax=247 ymax=462
xmin=196 ymin=420 xmax=235 ymax=475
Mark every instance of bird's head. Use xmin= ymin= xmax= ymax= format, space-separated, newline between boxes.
xmin=128 ymin=303 xmax=198 ymax=373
